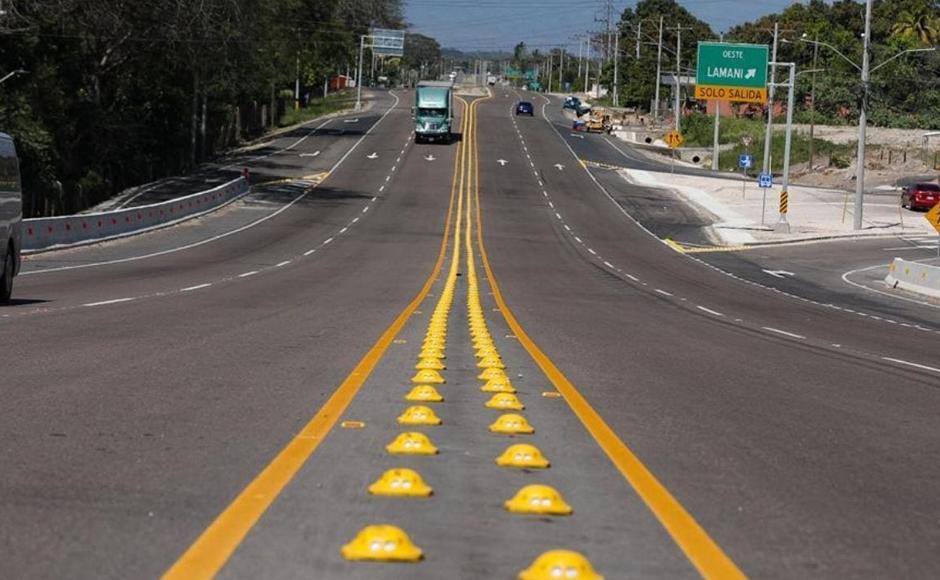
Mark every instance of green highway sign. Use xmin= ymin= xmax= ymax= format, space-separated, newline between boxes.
xmin=695 ymin=42 xmax=769 ymax=103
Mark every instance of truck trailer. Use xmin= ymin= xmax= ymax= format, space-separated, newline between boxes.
xmin=414 ymin=81 xmax=454 ymax=144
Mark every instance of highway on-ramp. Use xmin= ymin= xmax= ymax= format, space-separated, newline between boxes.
xmin=1 ymin=88 xmax=938 ymax=579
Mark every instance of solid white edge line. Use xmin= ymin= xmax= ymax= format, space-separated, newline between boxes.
xmin=696 ymin=305 xmax=725 ymax=317
xmin=238 ymin=271 xmax=258 ymax=278
xmin=181 ymin=283 xmax=212 ymax=292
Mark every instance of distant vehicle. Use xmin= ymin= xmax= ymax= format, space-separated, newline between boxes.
xmin=487 ymin=74 xmax=497 ymax=86
xmin=414 ymin=81 xmax=454 ymax=144
xmin=563 ymin=96 xmax=581 ymax=110
xmin=0 ymin=132 xmax=22 ymax=303
xmin=573 ymin=108 xmax=611 ymax=133
xmin=448 ymin=71 xmax=457 ymax=82
xmin=901 ymin=182 xmax=940 ymax=210
xmin=515 ymin=101 xmax=534 ymax=116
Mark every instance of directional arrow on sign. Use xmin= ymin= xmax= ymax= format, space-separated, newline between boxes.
xmin=424 ymin=154 xmax=436 ymax=161
xmin=299 ymin=151 xmax=320 ymax=158
xmin=367 ymin=152 xmax=378 ymax=159
xmin=553 ymin=164 xmax=565 ymax=171
xmin=497 ymin=159 xmax=508 ymax=166
xmin=762 ymin=269 xmax=795 ymax=279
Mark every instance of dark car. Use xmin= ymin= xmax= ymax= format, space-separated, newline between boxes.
xmin=515 ymin=101 xmax=534 ymax=116
xmin=901 ymin=182 xmax=940 ymax=210
xmin=563 ymin=96 xmax=581 ymax=110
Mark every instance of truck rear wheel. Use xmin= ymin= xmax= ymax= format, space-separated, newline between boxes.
xmin=1 ymin=247 xmax=12 ymax=304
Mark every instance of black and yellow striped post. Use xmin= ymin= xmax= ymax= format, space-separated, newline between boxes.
xmin=779 ymin=190 xmax=789 ymax=214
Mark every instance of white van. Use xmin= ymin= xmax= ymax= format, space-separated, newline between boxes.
xmin=0 ymin=133 xmax=22 ymax=303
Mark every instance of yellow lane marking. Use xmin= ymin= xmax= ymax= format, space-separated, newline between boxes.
xmin=472 ymin=104 xmax=745 ymax=578
xmin=666 ymin=239 xmax=752 ymax=254
xmin=163 ymin=101 xmax=469 ymax=579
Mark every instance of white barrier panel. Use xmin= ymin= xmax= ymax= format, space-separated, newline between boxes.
xmin=885 ymin=257 xmax=940 ymax=300
xmin=23 ymin=177 xmax=248 ymax=252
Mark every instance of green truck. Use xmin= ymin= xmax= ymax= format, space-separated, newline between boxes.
xmin=414 ymin=81 xmax=454 ymax=144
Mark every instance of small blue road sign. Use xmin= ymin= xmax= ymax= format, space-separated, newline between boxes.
xmin=758 ymin=172 xmax=773 ymax=188
xmin=738 ymin=154 xmax=753 ymax=169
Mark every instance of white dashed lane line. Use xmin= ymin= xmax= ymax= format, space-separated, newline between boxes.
xmin=761 ymin=327 xmax=807 ymax=340
xmin=181 ymin=283 xmax=212 ymax=292
xmin=238 ymin=271 xmax=258 ymax=278
xmin=84 ymin=297 xmax=135 ymax=307
xmin=882 ymin=357 xmax=940 ymax=374
xmin=696 ymin=306 xmax=724 ymax=317
xmin=654 ymin=289 xmax=674 ymax=297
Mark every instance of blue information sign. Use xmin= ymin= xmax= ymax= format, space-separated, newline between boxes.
xmin=738 ymin=154 xmax=753 ymax=169
xmin=758 ymin=172 xmax=773 ymax=188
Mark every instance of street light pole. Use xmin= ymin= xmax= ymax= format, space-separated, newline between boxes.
xmin=809 ymin=35 xmax=819 ymax=170
xmin=853 ymin=0 xmax=873 ymax=231
xmin=674 ymin=25 xmax=682 ymax=132
xmin=356 ymin=35 xmax=365 ymax=111
xmin=653 ymin=16 xmax=663 ymax=122
xmin=613 ymin=27 xmax=620 ymax=106
xmin=761 ymin=22 xmax=779 ymax=181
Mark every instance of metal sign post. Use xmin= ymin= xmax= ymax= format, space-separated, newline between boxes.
xmin=356 ymin=29 xmax=405 ymax=111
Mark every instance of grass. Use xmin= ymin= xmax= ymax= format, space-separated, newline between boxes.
xmin=682 ymin=112 xmax=855 ymax=174
xmin=278 ymin=90 xmax=357 ymax=128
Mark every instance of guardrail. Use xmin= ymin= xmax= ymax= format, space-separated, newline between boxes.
xmin=23 ymin=176 xmax=249 ymax=252
xmin=885 ymin=257 xmax=940 ymax=300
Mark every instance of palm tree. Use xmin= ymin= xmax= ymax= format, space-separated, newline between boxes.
xmin=891 ymin=1 xmax=940 ymax=45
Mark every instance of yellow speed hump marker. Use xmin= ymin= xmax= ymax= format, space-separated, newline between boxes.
xmin=479 ymin=367 xmax=508 ymax=381
xmin=481 ymin=378 xmax=516 ymax=393
xmin=340 ymin=524 xmax=423 ymax=562
xmin=477 ymin=355 xmax=505 ymax=369
xmin=368 ymin=468 xmax=433 ymax=497
xmin=485 ymin=392 xmax=525 ymax=411
xmin=411 ymin=369 xmax=445 ymax=384
xmin=405 ymin=385 xmax=444 ymax=402
xmin=505 ymin=484 xmax=573 ymax=515
xmin=397 ymin=405 xmax=442 ymax=426
xmin=386 ymin=432 xmax=438 ymax=455
xmin=489 ymin=413 xmax=534 ymax=434
xmin=415 ymin=358 xmax=445 ymax=371
xmin=518 ymin=550 xmax=604 ymax=580
xmin=496 ymin=444 xmax=550 ymax=469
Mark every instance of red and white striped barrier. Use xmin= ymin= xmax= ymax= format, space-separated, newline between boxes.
xmin=23 ymin=177 xmax=249 ymax=252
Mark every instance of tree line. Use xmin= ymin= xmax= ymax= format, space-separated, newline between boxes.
xmin=0 ymin=0 xmax=410 ymax=216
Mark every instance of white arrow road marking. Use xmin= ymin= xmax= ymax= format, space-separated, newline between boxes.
xmin=554 ymin=163 xmax=565 ymax=170
xmin=497 ymin=159 xmax=508 ymax=166
xmin=299 ymin=151 xmax=320 ymax=157
xmin=424 ymin=154 xmax=436 ymax=161
xmin=344 ymin=118 xmax=360 ymax=123
xmin=762 ymin=269 xmax=796 ymax=279
xmin=570 ymin=134 xmax=585 ymax=139
xmin=367 ymin=152 xmax=378 ymax=159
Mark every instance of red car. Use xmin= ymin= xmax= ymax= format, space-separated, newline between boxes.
xmin=901 ymin=182 xmax=940 ymax=210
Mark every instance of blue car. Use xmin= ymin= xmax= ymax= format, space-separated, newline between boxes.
xmin=515 ymin=101 xmax=534 ymax=116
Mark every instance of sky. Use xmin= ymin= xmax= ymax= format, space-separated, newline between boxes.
xmin=404 ymin=0 xmax=799 ymax=52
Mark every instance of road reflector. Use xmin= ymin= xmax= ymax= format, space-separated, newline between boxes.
xmin=397 ymin=405 xmax=442 ymax=425
xmin=419 ymin=347 xmax=446 ymax=359
xmin=496 ymin=443 xmax=550 ymax=469
xmin=415 ymin=358 xmax=445 ymax=371
xmin=386 ymin=432 xmax=438 ymax=455
xmin=393 ymin=339 xmax=407 ymax=344
xmin=489 ymin=413 xmax=534 ymax=434
xmin=485 ymin=393 xmax=525 ymax=411
xmin=412 ymin=369 xmax=445 ymax=384
xmin=340 ymin=420 xmax=366 ymax=429
xmin=518 ymin=549 xmax=603 ymax=580
xmin=479 ymin=367 xmax=508 ymax=381
xmin=541 ymin=391 xmax=562 ymax=398
xmin=368 ymin=468 xmax=433 ymax=497
xmin=504 ymin=484 xmax=573 ymax=515
xmin=481 ymin=378 xmax=516 ymax=393
xmin=340 ymin=524 xmax=423 ymax=562
xmin=405 ymin=385 xmax=444 ymax=402
xmin=477 ymin=355 xmax=505 ymax=369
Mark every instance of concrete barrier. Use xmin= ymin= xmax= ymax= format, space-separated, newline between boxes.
xmin=885 ymin=257 xmax=940 ymax=300
xmin=23 ymin=177 xmax=248 ymax=252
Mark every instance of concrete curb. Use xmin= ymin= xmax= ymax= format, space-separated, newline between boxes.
xmin=23 ymin=177 xmax=249 ymax=254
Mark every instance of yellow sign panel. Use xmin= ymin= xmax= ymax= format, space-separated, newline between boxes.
xmin=926 ymin=201 xmax=940 ymax=234
xmin=664 ymin=130 xmax=684 ymax=149
xmin=695 ymin=84 xmax=768 ymax=104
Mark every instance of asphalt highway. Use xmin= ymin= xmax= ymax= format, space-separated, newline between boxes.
xmin=0 ymin=87 xmax=938 ymax=579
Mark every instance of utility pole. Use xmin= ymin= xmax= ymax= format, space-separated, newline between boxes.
xmin=356 ymin=34 xmax=365 ymax=111
xmin=294 ymin=49 xmax=301 ymax=111
xmin=613 ymin=27 xmax=620 ymax=106
xmin=809 ymin=35 xmax=819 ymax=170
xmin=673 ymin=25 xmax=688 ymax=132
xmin=653 ymin=16 xmax=663 ymax=122
xmin=636 ymin=21 xmax=642 ymax=59
xmin=606 ymin=0 xmax=613 ymax=62
xmin=577 ymin=38 xmax=583 ymax=80
xmin=585 ymin=42 xmax=591 ymax=93
xmin=560 ymin=48 xmax=565 ymax=91
xmin=761 ymin=22 xmax=779 ymax=181
xmin=854 ymin=0 xmax=873 ymax=230
xmin=775 ymin=63 xmax=796 ymax=234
